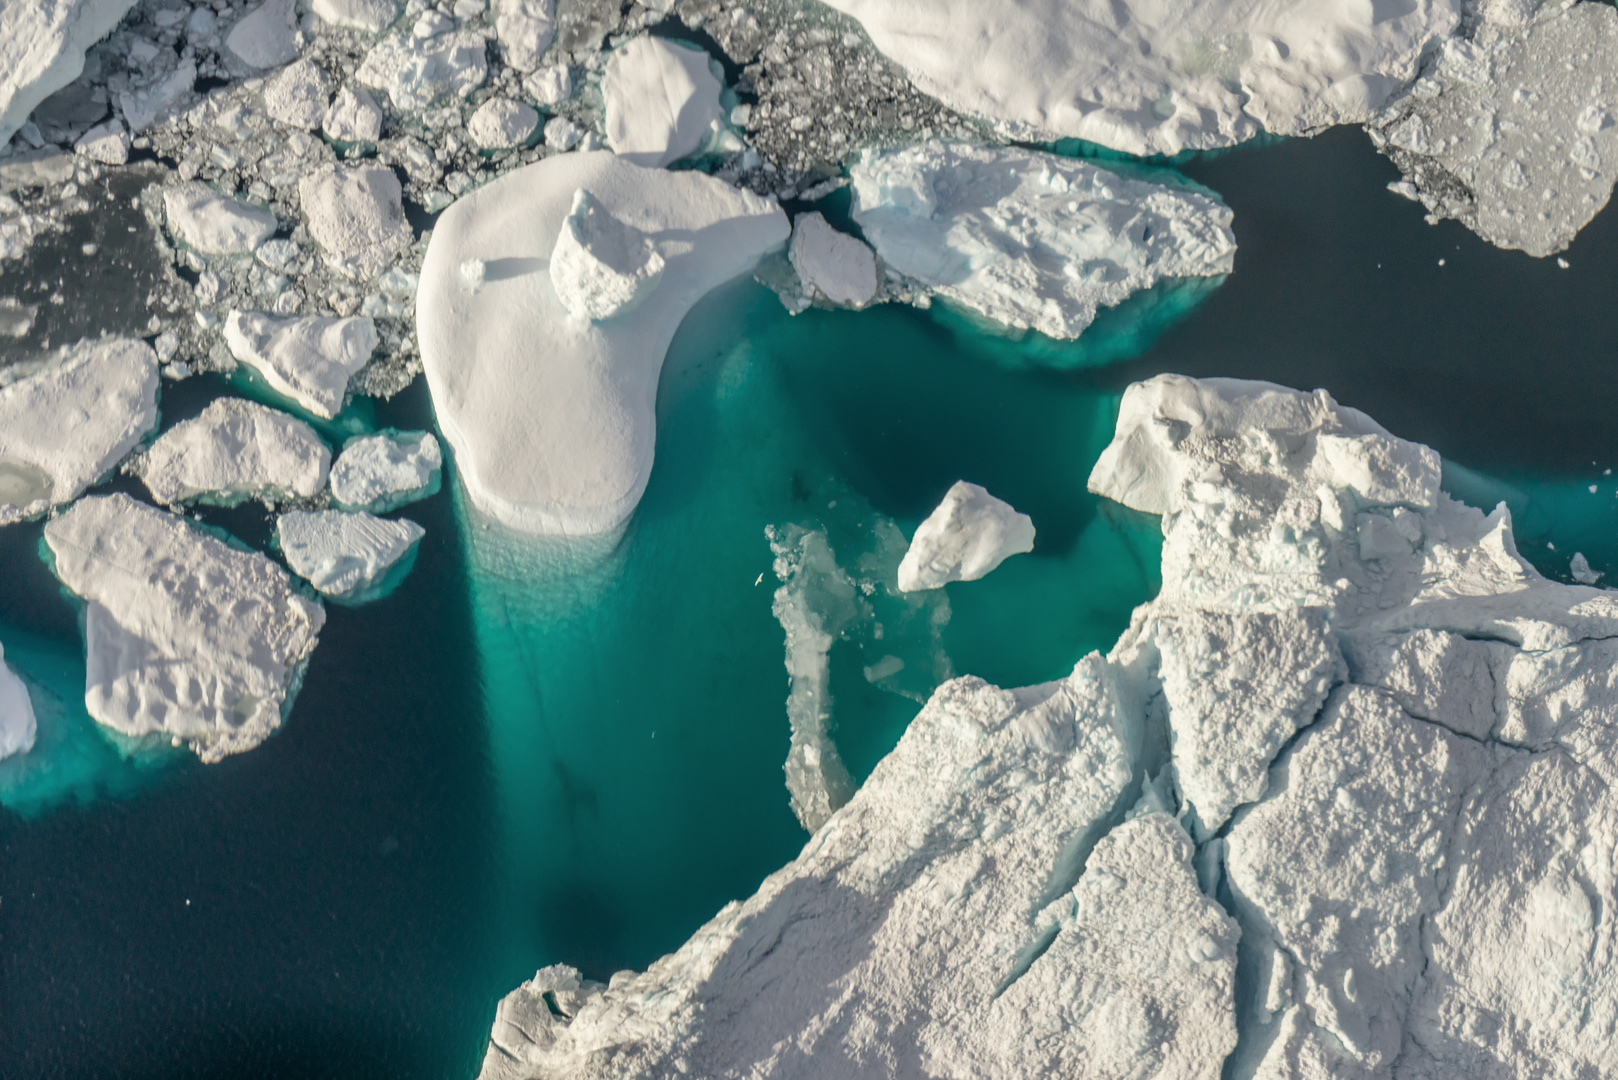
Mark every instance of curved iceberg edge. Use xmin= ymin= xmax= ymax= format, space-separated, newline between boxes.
xmin=480 ymin=373 xmax=1618 ymax=1079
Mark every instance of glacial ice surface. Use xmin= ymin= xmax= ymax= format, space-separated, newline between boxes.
xmin=329 ymin=430 xmax=441 ymax=512
xmin=276 ymin=509 xmax=424 ymax=600
xmin=139 ymin=398 xmax=330 ymax=506
xmin=897 ymin=480 xmax=1035 ymax=592
xmin=223 ymin=310 xmax=378 ymax=418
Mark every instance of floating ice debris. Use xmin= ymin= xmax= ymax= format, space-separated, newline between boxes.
xmin=138 ymin=398 xmax=330 ymax=506
xmin=263 ymin=59 xmax=333 ymax=131
xmin=850 ymin=142 xmax=1237 ymax=340
xmin=310 ymin=0 xmax=399 ymax=34
xmin=276 ymin=509 xmax=424 ymax=600
xmin=543 ymin=116 xmax=583 ymax=151
xmin=322 ymin=86 xmax=385 ymax=144
xmin=357 ymin=27 xmax=488 ymax=111
xmin=1368 ymin=1 xmax=1618 ymax=257
xmin=297 ymin=165 xmax=412 ymax=280
xmin=788 ymin=212 xmax=878 ymax=309
xmin=0 ymin=337 xmax=159 ymax=526
xmin=329 ymin=431 xmax=441 ymax=512
xmin=494 ymin=0 xmax=556 ymax=72
xmin=1571 ymin=551 xmax=1603 ymax=585
xmin=44 ymin=494 xmax=324 ymax=763
xmin=0 ymin=640 xmax=38 ymax=762
xmin=0 ymin=0 xmax=138 ymax=150
xmin=164 ymin=182 xmax=279 ymax=256
xmin=74 ymin=120 xmax=130 ymax=165
xmin=0 ymin=297 xmax=36 ymax=338
xmin=601 ymin=35 xmax=726 ymax=168
xmin=225 ymin=0 xmax=300 ymax=70
xmin=818 ymin=0 xmax=1461 ymax=156
xmin=524 ymin=63 xmax=571 ymax=106
xmin=418 ymin=151 xmax=787 ymax=535
xmin=549 ymin=189 xmax=665 ymax=321
xmin=468 ymin=98 xmax=540 ymax=150
xmin=896 ymin=481 xmax=1034 ymax=592
xmin=223 ymin=311 xmax=378 ymax=418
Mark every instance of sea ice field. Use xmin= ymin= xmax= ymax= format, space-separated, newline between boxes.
xmin=5 ymin=0 xmax=1618 ymax=1077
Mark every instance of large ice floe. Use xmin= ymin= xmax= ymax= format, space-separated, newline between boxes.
xmin=850 ymin=142 xmax=1236 ymax=340
xmin=328 ymin=431 xmax=441 ymax=513
xmin=418 ymin=151 xmax=787 ymax=535
xmin=223 ymin=311 xmax=379 ymax=418
xmin=897 ymin=481 xmax=1035 ymax=592
xmin=275 ymin=509 xmax=424 ymax=602
xmin=600 ymin=34 xmax=727 ymax=168
xmin=0 ymin=0 xmax=138 ymax=150
xmin=817 ymin=0 xmax=1462 ymax=155
xmin=44 ymin=494 xmax=324 ymax=763
xmin=481 ymin=372 xmax=1618 ymax=1079
xmin=1369 ymin=0 xmax=1618 ymax=258
xmin=138 ymin=398 xmax=330 ymax=507
xmin=0 ymin=640 xmax=38 ymax=762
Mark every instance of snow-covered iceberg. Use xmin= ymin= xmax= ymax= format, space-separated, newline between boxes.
xmin=163 ymin=182 xmax=279 ymax=256
xmin=297 ymin=165 xmax=412 ymax=280
xmin=224 ymin=311 xmax=378 ymax=419
xmin=897 ymin=480 xmax=1035 ymax=592
xmin=849 ymin=142 xmax=1236 ymax=340
xmin=329 ymin=431 xmax=441 ymax=512
xmin=819 ymin=0 xmax=1462 ymax=156
xmin=0 ymin=337 xmax=159 ymax=526
xmin=0 ymin=640 xmax=37 ymax=761
xmin=139 ymin=398 xmax=330 ymax=506
xmin=417 ymin=151 xmax=787 ymax=535
xmin=43 ymin=494 xmax=324 ymax=763
xmin=276 ymin=509 xmax=423 ymax=601
xmin=0 ymin=0 xmax=139 ymax=151
xmin=601 ymin=35 xmax=726 ymax=168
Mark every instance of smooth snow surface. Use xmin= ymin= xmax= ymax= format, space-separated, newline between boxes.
xmin=1369 ymin=1 xmax=1618 ymax=257
xmin=0 ymin=337 xmax=159 ymax=525
xmin=329 ymin=431 xmax=441 ymax=512
xmin=276 ymin=509 xmax=423 ymax=599
xmin=819 ymin=0 xmax=1462 ymax=155
xmin=43 ymin=494 xmax=324 ymax=763
xmin=418 ymin=151 xmax=787 ymax=535
xmin=850 ymin=142 xmax=1236 ymax=340
xmin=163 ymin=183 xmax=278 ymax=256
xmin=223 ymin=310 xmax=378 ymax=418
xmin=139 ymin=398 xmax=330 ymax=506
xmin=0 ymin=641 xmax=37 ymax=761
xmin=897 ymin=480 xmax=1035 ymax=592
xmin=0 ymin=0 xmax=139 ymax=151
xmin=601 ymin=35 xmax=726 ymax=167
xmin=788 ymin=212 xmax=878 ymax=308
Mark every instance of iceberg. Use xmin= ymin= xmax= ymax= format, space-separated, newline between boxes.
xmin=600 ymin=35 xmax=726 ymax=168
xmin=275 ymin=509 xmax=424 ymax=601
xmin=310 ymin=0 xmax=398 ymax=34
xmin=43 ymin=494 xmax=324 ymax=763
xmin=138 ymin=398 xmax=331 ymax=506
xmin=849 ymin=142 xmax=1236 ymax=340
xmin=223 ymin=311 xmax=379 ymax=419
xmin=0 ymin=0 xmax=138 ymax=151
xmin=163 ymin=182 xmax=279 ymax=256
xmin=322 ymin=85 xmax=384 ymax=144
xmin=262 ymin=58 xmax=332 ymax=131
xmin=494 ymin=0 xmax=555 ymax=73
xmin=297 ymin=165 xmax=412 ymax=280
xmin=468 ymin=98 xmax=539 ymax=149
xmin=0 ymin=337 xmax=159 ymax=526
xmin=356 ymin=27 xmax=488 ymax=112
xmin=896 ymin=480 xmax=1035 ymax=592
xmin=818 ymin=0 xmax=1462 ymax=156
xmin=225 ymin=0 xmax=299 ymax=70
xmin=329 ymin=431 xmax=441 ymax=512
xmin=788 ymin=212 xmax=879 ymax=309
xmin=548 ymin=189 xmax=665 ymax=321
xmin=0 ymin=640 xmax=37 ymax=761
xmin=417 ymin=151 xmax=787 ymax=535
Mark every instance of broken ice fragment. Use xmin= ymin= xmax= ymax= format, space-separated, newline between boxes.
xmin=548 ymin=188 xmax=665 ymax=321
xmin=276 ymin=509 xmax=424 ymax=600
xmin=138 ymin=398 xmax=330 ymax=506
xmin=163 ymin=183 xmax=278 ymax=256
xmin=329 ymin=431 xmax=441 ymax=512
xmin=896 ymin=480 xmax=1035 ymax=592
xmin=223 ymin=310 xmax=378 ymax=419
xmin=788 ymin=212 xmax=878 ymax=309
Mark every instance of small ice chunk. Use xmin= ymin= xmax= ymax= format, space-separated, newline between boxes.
xmin=549 ymin=188 xmax=665 ymax=321
xmin=543 ymin=115 xmax=582 ymax=150
xmin=139 ymin=398 xmax=331 ymax=506
xmin=43 ymin=494 xmax=324 ymax=762
xmin=601 ymin=35 xmax=725 ymax=167
xmin=322 ymin=86 xmax=384 ymax=144
xmin=225 ymin=0 xmax=299 ymax=69
xmin=223 ymin=310 xmax=378 ymax=418
xmin=1571 ymin=552 xmax=1603 ymax=585
xmin=163 ymin=182 xmax=278 ymax=255
xmin=494 ymin=0 xmax=556 ymax=72
xmin=298 ymin=165 xmax=412 ymax=280
xmin=357 ymin=29 xmax=487 ymax=111
xmin=0 ymin=640 xmax=36 ymax=760
xmin=468 ymin=97 xmax=539 ymax=149
xmin=329 ymin=431 xmax=442 ymax=511
xmin=412 ymin=10 xmax=453 ymax=37
xmin=263 ymin=58 xmax=332 ymax=130
xmin=74 ymin=120 xmax=130 ymax=165
xmin=276 ymin=509 xmax=424 ymax=599
xmin=0 ymin=297 xmax=37 ymax=338
xmin=896 ymin=480 xmax=1035 ymax=592
xmin=524 ymin=63 xmax=571 ymax=106
xmin=788 ymin=212 xmax=878 ymax=308
xmin=310 ymin=0 xmax=398 ymax=34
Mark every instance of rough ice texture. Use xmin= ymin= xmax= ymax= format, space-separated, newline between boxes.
xmin=75 ymin=120 xmax=130 ymax=164
xmin=297 ymin=165 xmax=412 ymax=280
xmin=1369 ymin=1 xmax=1618 ymax=257
xmin=276 ymin=509 xmax=423 ymax=599
xmin=163 ymin=182 xmax=278 ymax=256
xmin=469 ymin=97 xmax=539 ymax=149
xmin=225 ymin=0 xmax=299 ymax=69
xmin=0 ymin=640 xmax=38 ymax=761
xmin=323 ymin=86 xmax=384 ymax=144
xmin=0 ymin=337 xmax=159 ymax=525
xmin=417 ymin=151 xmax=787 ymax=535
xmin=600 ymin=35 xmax=726 ymax=168
xmin=0 ymin=0 xmax=138 ymax=150
xmin=329 ymin=431 xmax=441 ymax=512
xmin=897 ymin=480 xmax=1035 ymax=592
xmin=850 ymin=142 xmax=1236 ymax=340
xmin=789 ymin=212 xmax=879 ymax=309
xmin=495 ymin=0 xmax=555 ymax=72
xmin=224 ymin=310 xmax=378 ymax=418
xmin=139 ymin=398 xmax=330 ymax=506
xmin=44 ymin=494 xmax=324 ymax=763
xmin=262 ymin=58 xmax=332 ymax=130
xmin=548 ymin=188 xmax=666 ymax=321
xmin=357 ymin=27 xmax=488 ymax=111
xmin=311 ymin=0 xmax=398 ymax=33
xmin=818 ymin=0 xmax=1462 ymax=156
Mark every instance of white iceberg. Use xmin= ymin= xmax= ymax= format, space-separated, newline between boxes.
xmin=223 ymin=310 xmax=378 ymax=419
xmin=788 ymin=212 xmax=878 ymax=309
xmin=849 ymin=142 xmax=1237 ymax=340
xmin=357 ymin=28 xmax=488 ymax=112
xmin=548 ymin=189 xmax=665 ymax=321
xmin=417 ymin=150 xmax=787 ymax=535
xmin=329 ymin=431 xmax=441 ymax=512
xmin=44 ymin=494 xmax=324 ymax=763
xmin=226 ymin=0 xmax=300 ymax=69
xmin=74 ymin=120 xmax=130 ymax=165
xmin=276 ymin=509 xmax=424 ymax=600
xmin=297 ymin=164 xmax=412 ymax=280
xmin=468 ymin=97 xmax=539 ymax=149
xmin=0 ymin=640 xmax=37 ymax=761
xmin=494 ymin=0 xmax=555 ymax=72
xmin=0 ymin=337 xmax=159 ymax=526
xmin=896 ymin=480 xmax=1035 ymax=592
xmin=0 ymin=0 xmax=138 ymax=151
xmin=139 ymin=398 xmax=331 ymax=506
xmin=601 ymin=35 xmax=725 ymax=168
xmin=262 ymin=58 xmax=332 ymax=130
xmin=311 ymin=0 xmax=398 ymax=33
xmin=164 ymin=182 xmax=279 ymax=256
xmin=819 ymin=0 xmax=1462 ymax=156
xmin=322 ymin=85 xmax=384 ymax=144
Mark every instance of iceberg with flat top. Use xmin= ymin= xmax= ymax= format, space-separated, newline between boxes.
xmin=329 ymin=431 xmax=441 ymax=512
xmin=788 ymin=212 xmax=879 ymax=309
xmin=897 ymin=480 xmax=1035 ymax=592
xmin=138 ymin=398 xmax=330 ymax=506
xmin=224 ymin=311 xmax=378 ymax=419
xmin=417 ymin=151 xmax=787 ymax=535
xmin=0 ymin=641 xmax=37 ymax=761
xmin=163 ymin=183 xmax=279 ymax=256
xmin=276 ymin=509 xmax=424 ymax=601
xmin=600 ymin=35 xmax=726 ymax=168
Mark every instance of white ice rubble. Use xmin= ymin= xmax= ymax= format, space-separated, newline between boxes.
xmin=0 ymin=640 xmax=38 ymax=762
xmin=482 ymin=372 xmax=1618 ymax=1080
xmin=601 ymin=35 xmax=726 ymax=168
xmin=297 ymin=165 xmax=412 ymax=280
xmin=494 ymin=0 xmax=556 ymax=72
xmin=44 ymin=494 xmax=324 ymax=763
xmin=0 ymin=0 xmax=139 ymax=150
xmin=276 ymin=509 xmax=423 ymax=599
xmin=311 ymin=0 xmax=398 ymax=34
xmin=0 ymin=336 xmax=159 ymax=526
xmin=820 ymin=0 xmax=1462 ymax=156
xmin=164 ymin=182 xmax=279 ymax=256
xmin=329 ymin=430 xmax=441 ymax=512
xmin=897 ymin=480 xmax=1035 ymax=592
xmin=418 ymin=151 xmax=787 ymax=535
xmin=850 ymin=142 xmax=1237 ymax=340
xmin=356 ymin=24 xmax=487 ymax=112
xmin=788 ymin=212 xmax=879 ymax=309
xmin=139 ymin=398 xmax=330 ymax=506
xmin=1369 ymin=0 xmax=1618 ymax=257
xmin=224 ymin=310 xmax=378 ymax=418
